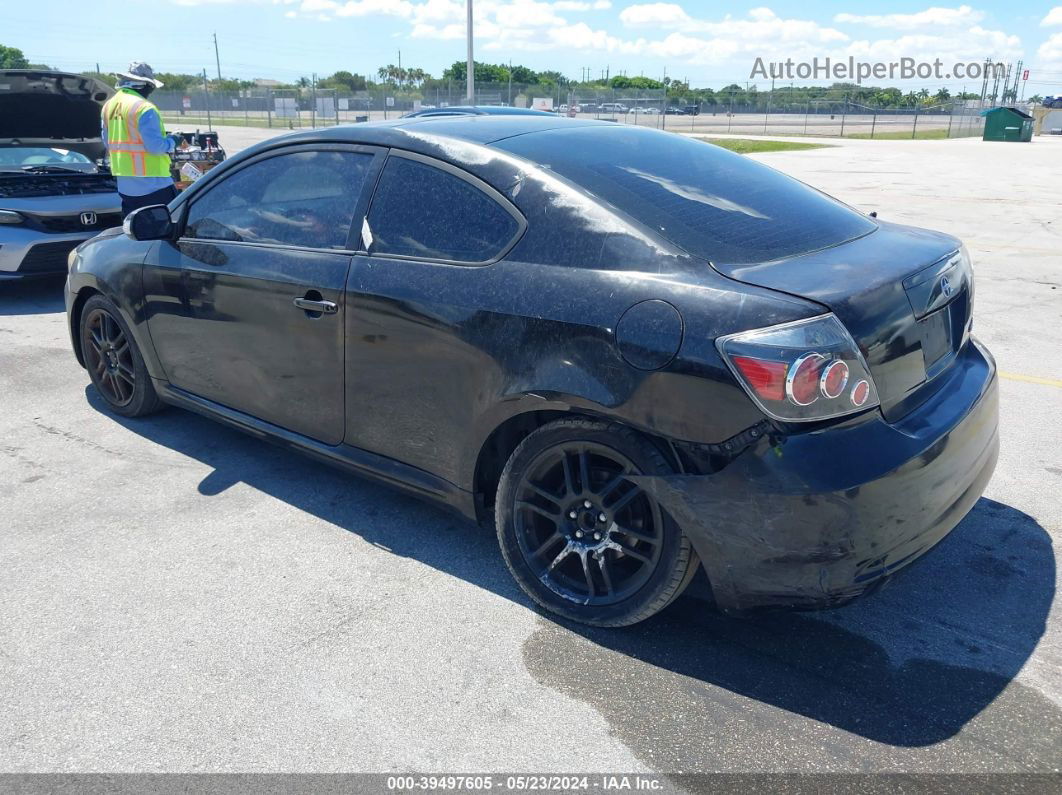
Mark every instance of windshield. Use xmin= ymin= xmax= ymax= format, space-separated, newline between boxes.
xmin=0 ymin=146 xmax=95 ymax=173
xmin=495 ymin=126 xmax=876 ymax=265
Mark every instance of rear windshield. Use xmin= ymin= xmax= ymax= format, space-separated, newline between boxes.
xmin=494 ymin=126 xmax=876 ymax=264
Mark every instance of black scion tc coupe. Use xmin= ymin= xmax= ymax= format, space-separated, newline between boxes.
xmin=66 ymin=117 xmax=998 ymax=626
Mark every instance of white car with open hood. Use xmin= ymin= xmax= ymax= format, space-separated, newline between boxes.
xmin=0 ymin=70 xmax=122 ymax=280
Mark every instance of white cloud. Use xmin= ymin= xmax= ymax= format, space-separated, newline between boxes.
xmin=1038 ymin=31 xmax=1062 ymax=66
xmin=554 ymin=0 xmax=611 ymax=9
xmin=618 ymin=3 xmax=691 ymax=27
xmin=284 ymin=0 xmax=412 ymax=19
xmin=252 ymin=0 xmax=1025 ymax=77
xmin=284 ymin=0 xmax=606 ymax=25
xmin=846 ymin=26 xmax=1022 ymax=63
xmin=546 ymin=21 xmax=643 ymax=51
xmin=408 ymin=0 xmax=627 ymax=45
xmin=494 ymin=0 xmax=568 ymax=28
xmin=613 ymin=5 xmax=1022 ymax=70
xmin=1042 ymin=7 xmax=1062 ymax=26
xmin=834 ymin=5 xmax=985 ymax=30
xmin=619 ymin=6 xmax=847 ymax=54
xmin=410 ymin=0 xmax=463 ymax=23
xmin=334 ymin=0 xmax=414 ymax=17
xmin=170 ymin=0 xmax=274 ymax=5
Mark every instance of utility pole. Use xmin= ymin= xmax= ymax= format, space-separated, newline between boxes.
xmin=213 ymin=33 xmax=222 ymax=83
xmin=202 ymin=69 xmax=212 ymax=130
xmin=465 ymin=0 xmax=474 ymax=102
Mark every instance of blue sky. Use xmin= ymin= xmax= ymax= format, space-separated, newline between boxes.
xmin=7 ymin=1 xmax=1062 ymax=92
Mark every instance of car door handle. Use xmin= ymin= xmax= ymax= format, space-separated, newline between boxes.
xmin=292 ymin=297 xmax=338 ymax=314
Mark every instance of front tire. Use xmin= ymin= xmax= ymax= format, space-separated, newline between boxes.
xmin=496 ymin=418 xmax=698 ymax=627
xmin=80 ymin=295 xmax=162 ymax=418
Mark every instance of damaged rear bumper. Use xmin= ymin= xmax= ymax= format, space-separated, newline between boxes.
xmin=637 ymin=338 xmax=998 ymax=613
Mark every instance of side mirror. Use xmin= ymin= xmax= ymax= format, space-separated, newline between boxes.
xmin=124 ymin=205 xmax=174 ymax=241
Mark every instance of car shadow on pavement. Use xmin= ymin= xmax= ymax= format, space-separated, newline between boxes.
xmin=0 ymin=277 xmax=67 ymax=316
xmin=88 ymin=390 xmax=1056 ymax=753
xmin=529 ymin=498 xmax=1057 ymax=755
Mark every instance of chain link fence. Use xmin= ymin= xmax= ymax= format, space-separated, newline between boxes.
xmin=946 ymin=99 xmax=996 ymax=138
xmin=154 ymin=83 xmax=1029 ymax=140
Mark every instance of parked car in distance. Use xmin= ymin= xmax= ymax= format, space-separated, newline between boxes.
xmin=0 ymin=70 xmax=121 ymax=280
xmin=599 ymin=102 xmax=628 ymax=113
xmin=67 ymin=117 xmax=998 ymax=626
xmin=665 ymin=106 xmax=687 ymax=115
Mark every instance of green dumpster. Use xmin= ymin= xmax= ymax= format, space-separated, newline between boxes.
xmin=981 ymin=106 xmax=1034 ymax=142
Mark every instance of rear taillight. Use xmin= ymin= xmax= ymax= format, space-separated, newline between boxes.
xmin=717 ymin=314 xmax=879 ymax=422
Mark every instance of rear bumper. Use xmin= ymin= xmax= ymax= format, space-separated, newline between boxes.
xmin=637 ymin=338 xmax=999 ymax=613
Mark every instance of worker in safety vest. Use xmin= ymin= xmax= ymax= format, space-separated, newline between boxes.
xmin=101 ymin=62 xmax=183 ymax=216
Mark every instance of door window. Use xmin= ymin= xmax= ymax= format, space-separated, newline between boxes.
xmin=365 ymin=155 xmax=521 ymax=264
xmin=184 ymin=149 xmax=373 ymax=249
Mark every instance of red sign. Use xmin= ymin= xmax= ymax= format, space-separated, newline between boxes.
xmin=1022 ymin=70 xmax=1029 ymax=81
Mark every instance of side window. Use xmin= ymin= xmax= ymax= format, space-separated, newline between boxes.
xmin=366 ymin=156 xmax=520 ymax=263
xmin=184 ymin=149 xmax=373 ymax=249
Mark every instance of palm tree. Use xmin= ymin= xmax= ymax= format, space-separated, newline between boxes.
xmin=377 ymin=65 xmax=404 ymax=85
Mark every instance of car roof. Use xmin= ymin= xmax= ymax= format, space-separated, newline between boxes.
xmin=261 ymin=115 xmax=613 ymax=150
xmin=402 ymin=105 xmax=554 ymax=118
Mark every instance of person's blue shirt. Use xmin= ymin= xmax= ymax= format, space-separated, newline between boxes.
xmin=101 ymin=89 xmax=176 ymax=197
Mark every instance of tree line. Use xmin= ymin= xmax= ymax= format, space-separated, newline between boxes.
xmin=1 ymin=45 xmax=1043 ymax=107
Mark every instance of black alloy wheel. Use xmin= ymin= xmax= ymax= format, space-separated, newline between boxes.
xmin=514 ymin=442 xmax=663 ymax=606
xmin=79 ymin=294 xmax=162 ymax=418
xmin=496 ymin=418 xmax=698 ymax=627
xmin=83 ymin=307 xmax=136 ymax=407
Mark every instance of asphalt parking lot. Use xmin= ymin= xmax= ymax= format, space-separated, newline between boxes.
xmin=1 ymin=128 xmax=1060 ymax=776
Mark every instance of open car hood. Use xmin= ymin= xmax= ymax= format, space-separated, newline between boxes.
xmin=0 ymin=70 xmax=112 ymax=160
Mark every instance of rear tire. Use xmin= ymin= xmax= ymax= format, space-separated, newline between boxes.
xmin=80 ymin=295 xmax=162 ymax=418
xmin=495 ymin=417 xmax=698 ymax=627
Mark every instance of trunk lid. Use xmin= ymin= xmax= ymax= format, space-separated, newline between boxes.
xmin=0 ymin=70 xmax=112 ymax=160
xmin=712 ymin=222 xmax=972 ymax=421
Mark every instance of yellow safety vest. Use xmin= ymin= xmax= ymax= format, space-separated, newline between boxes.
xmin=102 ymin=89 xmax=172 ymax=178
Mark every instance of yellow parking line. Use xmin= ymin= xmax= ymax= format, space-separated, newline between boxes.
xmin=999 ymin=371 xmax=1062 ymax=388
